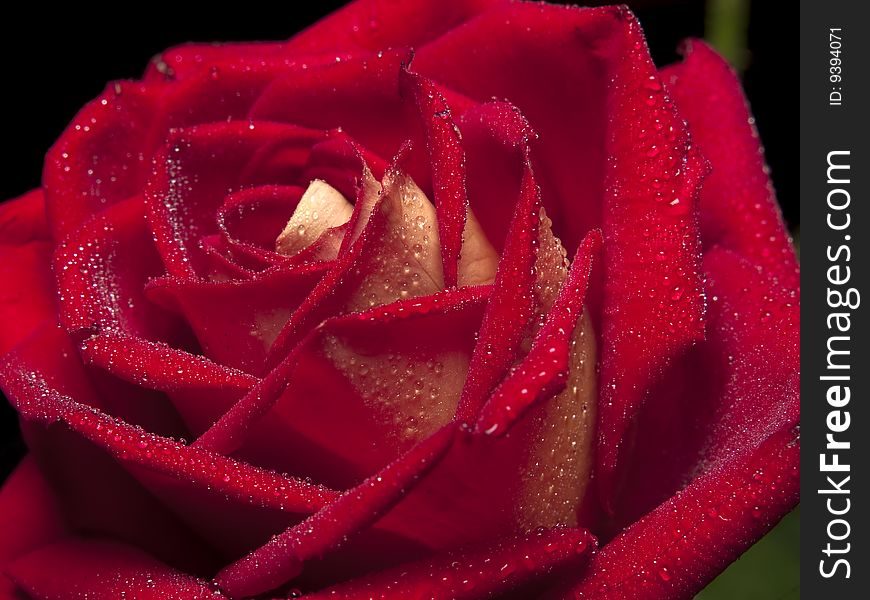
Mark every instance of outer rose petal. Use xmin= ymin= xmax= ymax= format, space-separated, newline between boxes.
xmin=562 ymin=429 xmax=798 ymax=600
xmin=304 ymin=527 xmax=595 ymax=600
xmin=662 ymin=40 xmax=799 ymax=290
xmin=476 ymin=230 xmax=600 ymax=436
xmin=0 ymin=189 xmax=49 ymax=245
xmin=561 ymin=248 xmax=799 ymax=598
xmin=0 ymin=241 xmax=55 ymax=356
xmin=55 ymin=196 xmax=182 ymax=343
xmin=214 ymin=424 xmax=456 ymax=597
xmin=593 ymin=9 xmax=707 ymax=504
xmin=455 ymin=101 xmax=536 ymax=251
xmin=0 ymin=457 xmax=66 ymax=597
xmin=1 ymin=324 xmax=339 ymax=567
xmin=6 ymin=539 xmax=220 ymax=600
xmin=145 ymin=42 xmax=290 ymax=82
xmin=422 ymin=3 xmax=707 ymax=501
xmin=285 ymin=0 xmax=505 ymax=55
xmin=42 ymin=81 xmax=160 ymax=241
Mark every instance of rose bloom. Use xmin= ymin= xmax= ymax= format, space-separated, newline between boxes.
xmin=0 ymin=1 xmax=799 ymax=599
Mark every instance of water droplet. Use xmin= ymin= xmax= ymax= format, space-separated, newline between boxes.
xmin=644 ymin=76 xmax=662 ymax=91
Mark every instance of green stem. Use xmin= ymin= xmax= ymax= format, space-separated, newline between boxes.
xmin=705 ymin=0 xmax=751 ymax=73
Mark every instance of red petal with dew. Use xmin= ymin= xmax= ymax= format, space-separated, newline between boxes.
xmin=147 ymin=265 xmax=328 ymax=375
xmin=286 ymin=0 xmax=504 ymax=56
xmin=215 ymin=424 xmax=456 ymax=598
xmin=400 ymin=67 xmax=468 ymax=287
xmin=198 ymin=285 xmax=489 ymax=480
xmin=0 ymin=241 xmax=55 ymax=356
xmin=54 ymin=196 xmax=181 ymax=342
xmin=0 ymin=189 xmax=49 ymax=245
xmin=42 ymin=82 xmax=160 ymax=241
xmin=0 ymin=325 xmax=338 ymax=563
xmin=662 ymin=40 xmax=799 ymax=290
xmin=563 ymin=247 xmax=799 ymax=598
xmin=593 ymin=8 xmax=707 ymax=504
xmin=7 ymin=539 xmax=220 ymax=600
xmin=455 ymin=150 xmax=541 ymax=423
xmin=0 ymin=457 xmax=67 ymax=598
xmin=305 ymin=527 xmax=595 ymax=600
xmin=415 ymin=2 xmax=613 ymax=252
xmin=476 ymin=230 xmax=600 ymax=436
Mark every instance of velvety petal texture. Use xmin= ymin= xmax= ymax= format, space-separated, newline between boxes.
xmin=0 ymin=2 xmax=798 ymax=600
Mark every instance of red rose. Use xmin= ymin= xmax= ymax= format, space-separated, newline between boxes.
xmin=0 ymin=1 xmax=799 ymax=599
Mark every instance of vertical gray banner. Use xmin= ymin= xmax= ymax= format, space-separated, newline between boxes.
xmin=801 ymin=0 xmax=869 ymax=597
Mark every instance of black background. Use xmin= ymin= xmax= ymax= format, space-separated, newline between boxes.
xmin=1 ymin=0 xmax=797 ymax=481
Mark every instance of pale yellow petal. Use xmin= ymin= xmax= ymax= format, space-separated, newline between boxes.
xmin=275 ymin=179 xmax=354 ymax=257
xmin=457 ymin=208 xmax=499 ymax=287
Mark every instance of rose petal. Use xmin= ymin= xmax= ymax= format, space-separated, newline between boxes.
xmin=145 ymin=41 xmax=291 ymax=82
xmin=563 ymin=427 xmax=798 ymax=599
xmin=0 ymin=241 xmax=55 ymax=355
xmin=276 ymin=180 xmax=354 ymax=257
xmin=400 ymin=67 xmax=468 ymax=287
xmin=263 ymin=154 xmax=447 ymax=373
xmin=286 ymin=0 xmax=504 ymax=55
xmin=614 ymin=246 xmax=799 ymax=524
xmin=6 ymin=539 xmax=220 ymax=600
xmin=416 ymin=3 xmax=614 ymax=252
xmin=79 ymin=332 xmax=258 ymax=437
xmin=199 ymin=235 xmax=259 ymax=281
xmin=303 ymin=527 xmax=595 ymax=600
xmin=55 ymin=196 xmax=181 ymax=343
xmin=144 ymin=121 xmax=325 ymax=278
xmin=0 ymin=456 xmax=66 ymax=597
xmin=301 ymin=133 xmax=390 ymax=202
xmin=43 ymin=81 xmax=160 ymax=241
xmin=371 ymin=399 xmax=595 ymax=552
xmin=150 ymin=57 xmax=294 ymax=133
xmin=80 ymin=332 xmax=257 ymax=394
xmin=476 ymin=230 xmax=600 ymax=436
xmin=0 ymin=189 xmax=49 ymax=245
xmin=250 ymin=50 xmax=476 ymax=194
xmin=146 ymin=264 xmax=329 ymax=375
xmin=0 ymin=325 xmax=339 ymax=564
xmin=349 ymin=169 xmax=446 ymax=304
xmin=196 ymin=285 xmax=489 ymax=476
xmin=558 ymin=246 xmax=799 ymax=598
xmin=455 ymin=150 xmax=542 ymax=423
xmin=662 ymin=40 xmax=799 ymax=290
xmin=324 ymin=107 xmax=597 ymax=553
xmin=215 ymin=185 xmax=306 ymax=267
xmin=214 ymin=424 xmax=456 ymax=598
xmin=593 ymin=8 xmax=707 ymax=505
